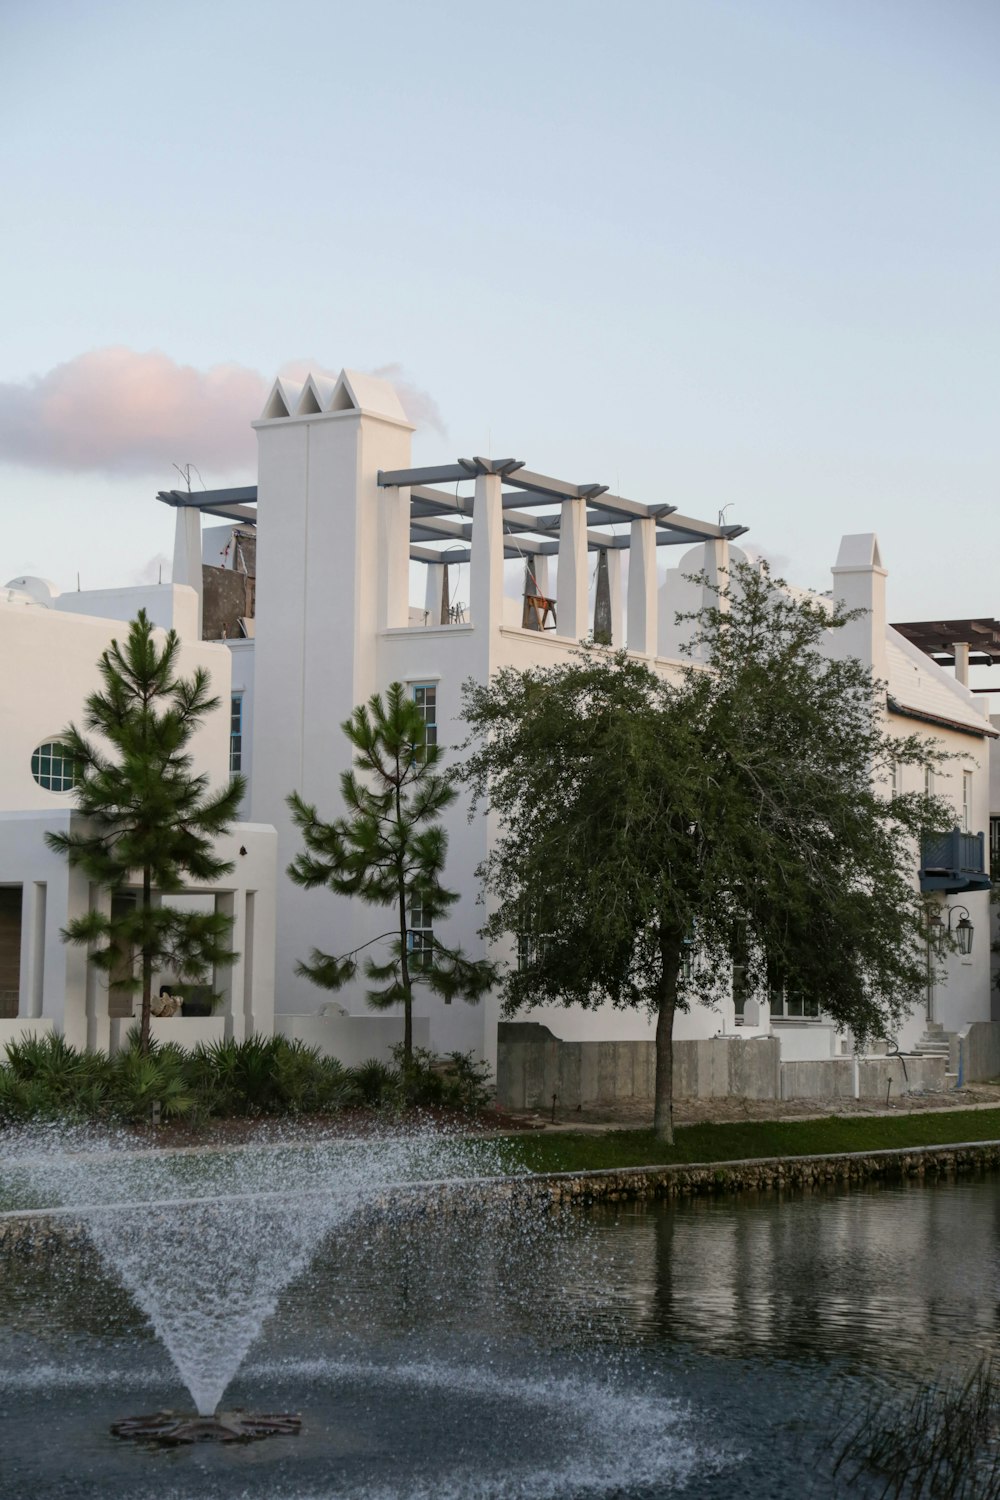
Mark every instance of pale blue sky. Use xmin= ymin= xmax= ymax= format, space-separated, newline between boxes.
xmin=1 ymin=0 xmax=997 ymax=641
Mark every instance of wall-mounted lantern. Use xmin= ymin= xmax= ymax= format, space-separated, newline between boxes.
xmin=928 ymin=903 xmax=974 ymax=956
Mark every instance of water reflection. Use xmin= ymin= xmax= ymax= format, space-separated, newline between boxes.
xmin=579 ymin=1177 xmax=1000 ymax=1375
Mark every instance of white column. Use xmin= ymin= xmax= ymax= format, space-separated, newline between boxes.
xmin=214 ymin=892 xmax=239 ymax=1041
xmin=627 ymin=518 xmax=658 ymax=655
xmin=703 ymin=537 xmax=731 ymax=618
xmin=557 ymin=498 xmax=589 ymax=640
xmin=84 ymin=883 xmax=112 ymax=1055
xmin=470 ymin=473 xmax=504 ymax=630
xmin=953 ymin=641 xmax=970 ymax=687
xmin=607 ymin=549 xmax=623 ymax=646
xmin=424 ymin=563 xmax=446 ymax=625
xmin=172 ymin=508 xmax=204 ymax=637
xmin=379 ymin=484 xmax=411 ymax=629
xmin=18 ymin=881 xmax=46 ymax=1019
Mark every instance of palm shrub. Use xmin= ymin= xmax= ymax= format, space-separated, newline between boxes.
xmin=348 ymin=1058 xmax=402 ymax=1109
xmin=108 ymin=1033 xmax=196 ymax=1121
xmin=3 ymin=1034 xmax=110 ymax=1119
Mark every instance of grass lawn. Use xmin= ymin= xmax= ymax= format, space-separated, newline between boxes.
xmin=496 ymin=1108 xmax=1000 ymax=1175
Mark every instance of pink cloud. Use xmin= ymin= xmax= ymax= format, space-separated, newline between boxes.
xmin=0 ymin=348 xmax=268 ymax=477
xmin=0 ymin=349 xmax=446 ymax=477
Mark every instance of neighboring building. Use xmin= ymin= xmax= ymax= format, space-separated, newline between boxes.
xmin=1 ymin=365 xmax=994 ymax=1071
xmin=0 ymin=578 xmax=277 ymax=1054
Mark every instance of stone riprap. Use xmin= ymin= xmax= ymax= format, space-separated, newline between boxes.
xmin=5 ymin=1139 xmax=1000 ymax=1252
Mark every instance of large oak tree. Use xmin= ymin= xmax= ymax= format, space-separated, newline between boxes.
xmin=461 ymin=562 xmax=950 ymax=1141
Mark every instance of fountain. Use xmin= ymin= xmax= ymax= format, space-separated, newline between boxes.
xmin=0 ymin=1123 xmax=711 ymax=1496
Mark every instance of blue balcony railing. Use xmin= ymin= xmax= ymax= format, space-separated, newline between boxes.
xmin=919 ymin=827 xmax=991 ymax=894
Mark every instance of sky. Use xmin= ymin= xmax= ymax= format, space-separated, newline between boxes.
xmin=1 ymin=0 xmax=998 ymax=666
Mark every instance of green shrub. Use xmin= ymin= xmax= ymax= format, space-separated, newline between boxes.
xmin=389 ymin=1045 xmax=493 ymax=1114
xmin=348 ymin=1058 xmax=401 ymax=1108
xmin=2 ymin=1034 xmax=110 ymax=1119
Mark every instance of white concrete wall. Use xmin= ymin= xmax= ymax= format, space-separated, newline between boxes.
xmin=50 ymin=582 xmax=200 ymax=640
xmin=0 ymin=595 xmax=231 ymax=813
xmin=275 ymin=1012 xmax=429 ymax=1066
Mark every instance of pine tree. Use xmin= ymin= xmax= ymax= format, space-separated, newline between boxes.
xmin=287 ymin=682 xmax=496 ymax=1064
xmin=47 ymin=610 xmax=245 ymax=1053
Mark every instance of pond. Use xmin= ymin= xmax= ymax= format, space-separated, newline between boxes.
xmin=1 ymin=1138 xmax=998 ymax=1500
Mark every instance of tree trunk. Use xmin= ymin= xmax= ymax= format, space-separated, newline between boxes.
xmin=653 ymin=939 xmax=683 ymax=1144
xmin=140 ymin=865 xmax=153 ymax=1055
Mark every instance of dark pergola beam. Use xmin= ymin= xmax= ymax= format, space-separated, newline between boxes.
xmin=380 ymin=458 xmax=524 ymax=487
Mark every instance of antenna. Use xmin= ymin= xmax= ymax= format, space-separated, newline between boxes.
xmin=171 ymin=463 xmax=207 ymax=492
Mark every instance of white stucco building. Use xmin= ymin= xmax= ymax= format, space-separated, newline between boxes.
xmin=0 ymin=579 xmax=277 ymax=1054
xmin=2 ymin=364 xmax=995 ymax=1076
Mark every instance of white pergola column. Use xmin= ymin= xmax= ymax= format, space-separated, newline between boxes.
xmin=627 ymin=518 xmax=658 ymax=655
xmin=607 ymin=549 xmax=623 ymax=646
xmin=424 ymin=563 xmax=446 ymax=625
xmin=557 ymin=498 xmax=589 ymax=640
xmin=953 ymin=641 xmax=970 ymax=687
xmin=172 ymin=508 xmax=204 ymax=637
xmin=379 ymin=484 xmax=411 ymax=629
xmin=703 ymin=537 xmax=731 ymax=618
xmin=470 ymin=472 xmax=504 ymax=629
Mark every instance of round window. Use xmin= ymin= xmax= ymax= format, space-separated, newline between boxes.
xmin=31 ymin=741 xmax=79 ymax=792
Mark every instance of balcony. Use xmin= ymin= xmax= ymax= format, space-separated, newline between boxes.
xmin=919 ymin=827 xmax=992 ymax=895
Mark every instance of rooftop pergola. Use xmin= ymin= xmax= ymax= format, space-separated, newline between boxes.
xmin=891 ymin=618 xmax=1000 ymax=668
xmin=156 ymin=459 xmax=747 ymax=565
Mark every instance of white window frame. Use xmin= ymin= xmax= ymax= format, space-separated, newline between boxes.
xmin=229 ymin=694 xmax=244 ymax=776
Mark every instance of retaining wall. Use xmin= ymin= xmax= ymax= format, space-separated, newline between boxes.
xmin=496 ymin=1028 xmax=780 ymax=1111
xmin=780 ymin=1054 xmax=946 ymax=1100
xmin=958 ymin=1022 xmax=1000 ymax=1084
xmin=497 ymin=1027 xmax=951 ymax=1111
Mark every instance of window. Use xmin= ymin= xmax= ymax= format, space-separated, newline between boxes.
xmin=962 ymin=770 xmax=973 ymax=833
xmin=924 ymin=765 xmax=935 ymax=798
xmin=731 ymin=922 xmax=749 ymax=1021
xmin=769 ymin=990 xmax=822 ymax=1020
xmin=990 ymin=817 xmax=1000 ymax=879
xmin=230 ymin=695 xmax=243 ymax=775
xmin=890 ymin=758 xmax=901 ymax=798
xmin=30 ymin=741 xmax=78 ymax=792
xmin=767 ymin=953 xmax=820 ymax=1020
xmin=411 ymin=684 xmax=437 ymax=753
xmin=407 ymin=895 xmax=434 ymax=974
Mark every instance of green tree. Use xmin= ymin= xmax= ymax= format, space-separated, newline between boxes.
xmin=461 ymin=561 xmax=951 ymax=1142
xmin=287 ymin=682 xmax=496 ymax=1065
xmin=47 ymin=610 xmax=245 ymax=1054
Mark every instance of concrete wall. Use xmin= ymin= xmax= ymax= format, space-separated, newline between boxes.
xmin=780 ymin=1054 xmax=946 ymax=1100
xmin=0 ymin=593 xmax=231 ymax=813
xmin=497 ymin=1028 xmax=953 ymax=1109
xmin=957 ymin=1022 xmax=1000 ymax=1083
xmin=275 ymin=1012 xmax=429 ymax=1067
xmin=0 ymin=1018 xmax=54 ymax=1052
xmin=108 ymin=1015 xmax=227 ymax=1053
xmin=496 ymin=1026 xmax=781 ymax=1110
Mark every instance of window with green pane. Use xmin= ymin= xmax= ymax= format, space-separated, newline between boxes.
xmin=31 ymin=741 xmax=79 ymax=792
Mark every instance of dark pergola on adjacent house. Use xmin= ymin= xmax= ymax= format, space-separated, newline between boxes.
xmin=891 ymin=618 xmax=1000 ymax=690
